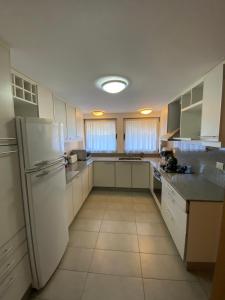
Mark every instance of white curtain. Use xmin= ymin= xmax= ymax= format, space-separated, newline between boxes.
xmin=124 ymin=118 xmax=158 ymax=153
xmin=85 ymin=120 xmax=116 ymax=152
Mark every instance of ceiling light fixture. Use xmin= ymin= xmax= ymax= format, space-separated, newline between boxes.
xmin=96 ymin=76 xmax=129 ymax=94
xmin=92 ymin=110 xmax=104 ymax=116
xmin=140 ymin=108 xmax=153 ymax=115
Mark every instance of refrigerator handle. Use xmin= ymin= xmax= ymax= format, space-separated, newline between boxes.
xmin=35 ymin=163 xmax=65 ymax=178
xmin=34 ymin=156 xmax=64 ymax=167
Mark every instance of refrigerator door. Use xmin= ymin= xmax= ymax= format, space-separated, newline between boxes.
xmin=17 ymin=117 xmax=64 ymax=170
xmin=25 ymin=162 xmax=68 ymax=289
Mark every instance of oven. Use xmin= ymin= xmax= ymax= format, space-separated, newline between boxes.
xmin=152 ymin=167 xmax=162 ymax=205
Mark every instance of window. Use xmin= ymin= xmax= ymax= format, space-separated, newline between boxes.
xmin=85 ymin=119 xmax=117 ymax=152
xmin=124 ymin=118 xmax=158 ymax=153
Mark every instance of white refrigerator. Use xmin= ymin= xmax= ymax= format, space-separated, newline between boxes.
xmin=16 ymin=117 xmax=69 ymax=289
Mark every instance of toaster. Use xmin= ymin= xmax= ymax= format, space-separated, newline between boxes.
xmin=70 ymin=150 xmax=91 ymax=161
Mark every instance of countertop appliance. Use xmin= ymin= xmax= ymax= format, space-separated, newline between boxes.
xmin=16 ymin=117 xmax=69 ymax=289
xmin=68 ymin=153 xmax=78 ymax=164
xmin=70 ymin=149 xmax=91 ymax=161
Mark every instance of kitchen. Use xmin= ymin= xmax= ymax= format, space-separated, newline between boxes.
xmin=0 ymin=1 xmax=225 ymax=300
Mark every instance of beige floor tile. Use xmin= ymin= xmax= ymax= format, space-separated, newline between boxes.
xmin=38 ymin=269 xmax=86 ymax=300
xmin=144 ymin=278 xmax=207 ymax=300
xmin=107 ymin=202 xmax=134 ymax=211
xmin=83 ymin=201 xmax=107 ymax=209
xmin=137 ymin=222 xmax=168 ymax=236
xmin=59 ymin=247 xmax=94 ymax=272
xmin=135 ymin=212 xmax=162 ymax=223
xmin=104 ymin=210 xmax=136 ymax=222
xmin=70 ymin=219 xmax=101 ymax=232
xmin=82 ymin=273 xmax=144 ymax=300
xmin=90 ymin=249 xmax=141 ymax=277
xmin=100 ymin=220 xmax=137 ymax=234
xmin=77 ymin=208 xmax=105 ymax=220
xmin=141 ymin=253 xmax=197 ymax=281
xmin=139 ymin=236 xmax=178 ymax=255
xmin=69 ymin=231 xmax=98 ymax=249
xmin=96 ymin=233 xmax=139 ymax=252
xmin=134 ymin=203 xmax=157 ymax=213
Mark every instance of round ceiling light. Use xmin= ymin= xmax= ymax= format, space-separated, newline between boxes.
xmin=140 ymin=108 xmax=153 ymax=115
xmin=92 ymin=110 xmax=104 ymax=116
xmin=96 ymin=76 xmax=129 ymax=94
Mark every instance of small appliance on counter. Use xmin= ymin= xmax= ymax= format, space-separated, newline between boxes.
xmin=70 ymin=149 xmax=91 ymax=161
xmin=68 ymin=153 xmax=78 ymax=164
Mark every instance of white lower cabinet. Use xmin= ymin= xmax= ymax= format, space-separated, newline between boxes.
xmin=161 ymin=178 xmax=187 ymax=259
xmin=88 ymin=163 xmax=93 ymax=192
xmin=94 ymin=162 xmax=115 ymax=187
xmin=132 ymin=162 xmax=150 ymax=188
xmin=115 ymin=162 xmax=132 ymax=188
xmin=72 ymin=173 xmax=83 ymax=217
xmin=65 ymin=182 xmax=74 ymax=226
xmin=0 ymin=255 xmax=31 ymax=300
xmin=81 ymin=167 xmax=89 ymax=202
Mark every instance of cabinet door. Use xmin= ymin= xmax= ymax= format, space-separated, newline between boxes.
xmin=149 ymin=164 xmax=154 ymax=192
xmin=0 ymin=146 xmax=25 ymax=248
xmin=0 ymin=43 xmax=16 ymax=140
xmin=88 ymin=163 xmax=93 ymax=192
xmin=201 ymin=64 xmax=223 ymax=139
xmin=93 ymin=162 xmax=115 ymax=187
xmin=132 ymin=162 xmax=149 ymax=188
xmin=72 ymin=174 xmax=83 ymax=217
xmin=115 ymin=162 xmax=132 ymax=188
xmin=66 ymin=104 xmax=76 ymax=140
xmin=81 ymin=167 xmax=89 ymax=202
xmin=160 ymin=105 xmax=168 ymax=137
xmin=76 ymin=109 xmax=84 ymax=139
xmin=38 ymin=85 xmax=54 ymax=119
xmin=65 ymin=182 xmax=74 ymax=226
xmin=54 ymin=97 xmax=67 ymax=140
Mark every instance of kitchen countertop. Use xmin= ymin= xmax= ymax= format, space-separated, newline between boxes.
xmin=65 ymin=156 xmax=225 ymax=202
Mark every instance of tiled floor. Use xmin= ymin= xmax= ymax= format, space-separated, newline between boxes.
xmin=30 ymin=189 xmax=211 ymax=300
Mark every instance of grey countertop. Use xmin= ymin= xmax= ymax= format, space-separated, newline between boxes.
xmin=65 ymin=156 xmax=225 ymax=202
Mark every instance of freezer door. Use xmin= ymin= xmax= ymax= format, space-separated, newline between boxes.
xmin=25 ymin=163 xmax=68 ymax=289
xmin=18 ymin=118 xmax=64 ymax=170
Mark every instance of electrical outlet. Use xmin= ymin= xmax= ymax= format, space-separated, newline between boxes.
xmin=216 ymin=162 xmax=224 ymax=171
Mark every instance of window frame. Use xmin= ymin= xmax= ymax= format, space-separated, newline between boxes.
xmin=123 ymin=117 xmax=159 ymax=154
xmin=84 ymin=118 xmax=118 ymax=153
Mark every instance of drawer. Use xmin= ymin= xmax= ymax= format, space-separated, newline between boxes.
xmin=0 ymin=228 xmax=26 ymax=264
xmin=0 ymin=255 xmax=31 ymax=300
xmin=0 ymin=241 xmax=27 ymax=282
xmin=162 ymin=178 xmax=186 ymax=212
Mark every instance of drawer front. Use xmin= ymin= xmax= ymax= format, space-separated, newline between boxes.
xmin=162 ymin=178 xmax=186 ymax=212
xmin=0 ymin=255 xmax=31 ymax=300
xmin=0 ymin=228 xmax=26 ymax=265
xmin=161 ymin=180 xmax=187 ymax=259
xmin=0 ymin=241 xmax=27 ymax=283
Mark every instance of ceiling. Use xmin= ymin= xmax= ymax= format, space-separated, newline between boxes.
xmin=0 ymin=0 xmax=225 ymax=113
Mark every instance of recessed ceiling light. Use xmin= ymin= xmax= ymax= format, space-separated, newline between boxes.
xmin=92 ymin=110 xmax=104 ymax=116
xmin=96 ymin=76 xmax=129 ymax=94
xmin=140 ymin=108 xmax=152 ymax=115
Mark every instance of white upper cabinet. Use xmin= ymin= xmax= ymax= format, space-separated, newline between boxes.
xmin=66 ymin=104 xmax=76 ymax=140
xmin=0 ymin=43 xmax=16 ymax=140
xmin=53 ymin=97 xmax=67 ymax=140
xmin=38 ymin=85 xmax=54 ymax=120
xmin=201 ymin=64 xmax=223 ymax=140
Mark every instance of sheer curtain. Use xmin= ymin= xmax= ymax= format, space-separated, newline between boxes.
xmin=124 ymin=118 xmax=158 ymax=153
xmin=85 ymin=119 xmax=116 ymax=152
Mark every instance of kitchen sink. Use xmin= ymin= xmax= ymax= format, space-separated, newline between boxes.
xmin=118 ymin=157 xmax=142 ymax=161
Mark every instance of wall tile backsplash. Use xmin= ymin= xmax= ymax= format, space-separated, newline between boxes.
xmin=168 ymin=141 xmax=225 ymax=188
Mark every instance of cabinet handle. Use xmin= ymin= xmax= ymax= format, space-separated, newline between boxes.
xmin=0 ymin=150 xmax=17 ymax=157
xmin=0 ymin=247 xmax=13 ymax=262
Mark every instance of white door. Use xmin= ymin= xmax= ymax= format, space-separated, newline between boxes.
xmin=54 ymin=97 xmax=67 ymax=140
xmin=18 ymin=118 xmax=64 ymax=170
xmin=65 ymin=182 xmax=74 ymax=226
xmin=132 ymin=163 xmax=150 ymax=188
xmin=66 ymin=104 xmax=76 ymax=140
xmin=93 ymin=162 xmax=115 ymax=187
xmin=0 ymin=146 xmax=25 ymax=248
xmin=26 ymin=163 xmax=68 ymax=288
xmin=82 ymin=167 xmax=89 ymax=202
xmin=88 ymin=163 xmax=93 ymax=192
xmin=38 ymin=85 xmax=54 ymax=120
